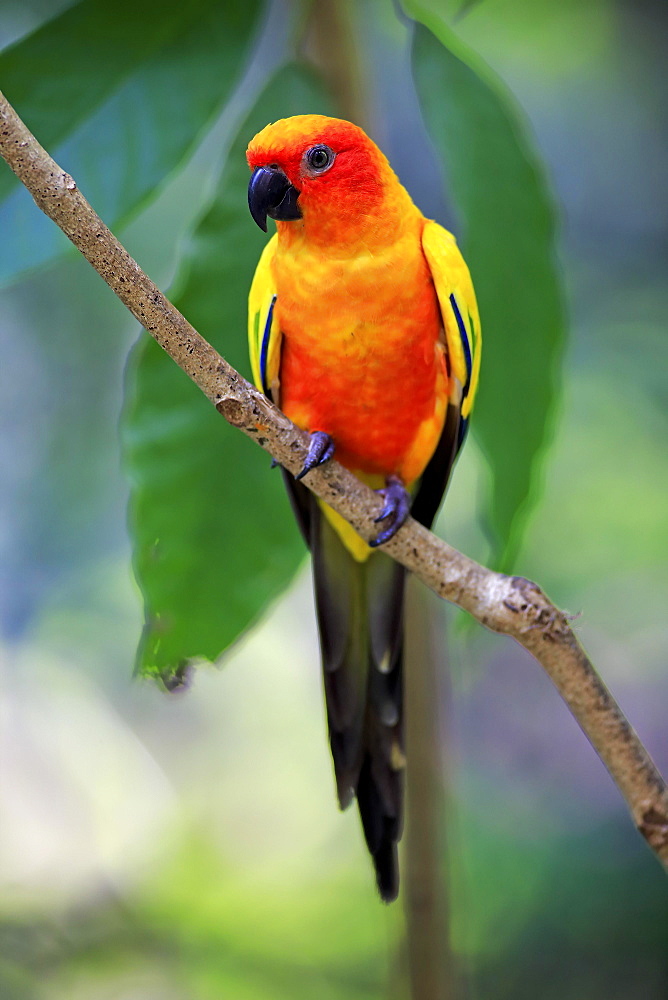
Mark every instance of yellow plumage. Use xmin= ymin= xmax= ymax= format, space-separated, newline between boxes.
xmin=245 ymin=114 xmax=481 ymax=901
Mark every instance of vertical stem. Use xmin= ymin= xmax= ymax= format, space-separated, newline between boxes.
xmin=404 ymin=577 xmax=458 ymax=1000
xmin=300 ymin=5 xmax=457 ymax=996
xmin=301 ymin=0 xmax=370 ymax=129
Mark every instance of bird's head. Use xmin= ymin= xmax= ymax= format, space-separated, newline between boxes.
xmin=246 ymin=115 xmax=402 ymax=243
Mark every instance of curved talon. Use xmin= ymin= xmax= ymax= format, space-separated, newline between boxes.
xmin=295 ymin=431 xmax=335 ymax=481
xmin=374 ymin=503 xmax=394 ymax=524
xmin=369 ymin=475 xmax=411 ymax=548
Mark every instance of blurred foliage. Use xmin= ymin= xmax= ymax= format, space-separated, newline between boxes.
xmin=1 ymin=0 xmax=667 ymax=998
xmin=0 ymin=0 xmax=569 ymax=676
xmin=409 ymin=12 xmax=564 ymax=568
xmin=0 ymin=0 xmax=263 ymax=281
xmin=124 ymin=65 xmax=332 ymax=680
xmin=119 ymin=0 xmax=565 ymax=679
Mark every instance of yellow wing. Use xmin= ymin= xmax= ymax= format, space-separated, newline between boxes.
xmin=248 ymin=233 xmax=282 ymax=401
xmin=422 ymin=220 xmax=481 ymax=424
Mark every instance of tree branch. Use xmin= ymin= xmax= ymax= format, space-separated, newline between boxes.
xmin=1 ymin=89 xmax=666 ymax=869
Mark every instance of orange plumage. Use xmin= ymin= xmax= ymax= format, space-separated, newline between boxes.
xmin=247 ymin=116 xmax=449 ymax=486
xmin=247 ymin=115 xmax=480 ymax=901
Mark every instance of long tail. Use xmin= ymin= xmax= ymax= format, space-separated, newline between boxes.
xmin=284 ymin=473 xmax=405 ymax=901
xmin=280 ymin=403 xmax=461 ymax=900
xmin=313 ymin=506 xmax=406 ymax=902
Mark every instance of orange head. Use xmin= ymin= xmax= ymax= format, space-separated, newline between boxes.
xmin=246 ymin=115 xmax=413 ymax=247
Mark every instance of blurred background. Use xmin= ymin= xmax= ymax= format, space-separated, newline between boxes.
xmin=1 ymin=0 xmax=667 ymax=997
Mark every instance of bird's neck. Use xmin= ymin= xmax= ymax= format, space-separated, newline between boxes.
xmin=276 ymin=182 xmax=419 ymax=257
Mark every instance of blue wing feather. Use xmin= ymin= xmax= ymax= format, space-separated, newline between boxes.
xmin=259 ymin=294 xmax=277 ymax=397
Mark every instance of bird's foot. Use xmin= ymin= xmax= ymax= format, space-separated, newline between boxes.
xmin=295 ymin=431 xmax=335 ymax=480
xmin=370 ymin=475 xmax=410 ymax=548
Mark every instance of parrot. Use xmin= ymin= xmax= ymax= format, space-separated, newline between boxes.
xmin=246 ymin=115 xmax=480 ymax=902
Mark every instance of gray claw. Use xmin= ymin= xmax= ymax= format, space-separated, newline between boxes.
xmin=295 ymin=431 xmax=335 ymax=481
xmin=369 ymin=475 xmax=410 ymax=548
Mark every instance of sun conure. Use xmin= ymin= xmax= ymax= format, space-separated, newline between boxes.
xmin=246 ymin=115 xmax=480 ymax=902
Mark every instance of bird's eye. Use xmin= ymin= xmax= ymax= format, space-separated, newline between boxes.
xmin=305 ymin=144 xmax=335 ymax=173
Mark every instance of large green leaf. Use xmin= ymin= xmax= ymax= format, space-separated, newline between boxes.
xmin=124 ymin=64 xmax=334 ymax=684
xmin=0 ymin=0 xmax=263 ymax=283
xmin=408 ymin=10 xmax=566 ymax=569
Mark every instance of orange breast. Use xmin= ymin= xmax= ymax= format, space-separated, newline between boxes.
xmin=274 ymin=224 xmax=449 ymax=485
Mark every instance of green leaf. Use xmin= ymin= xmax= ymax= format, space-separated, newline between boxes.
xmin=0 ymin=0 xmax=264 ymax=283
xmin=408 ymin=11 xmax=566 ymax=569
xmin=123 ymin=64 xmax=334 ymax=683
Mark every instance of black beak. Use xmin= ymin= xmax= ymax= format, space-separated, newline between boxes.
xmin=248 ymin=166 xmax=302 ymax=232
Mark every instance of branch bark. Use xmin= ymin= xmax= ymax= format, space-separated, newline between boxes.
xmin=1 ymin=89 xmax=667 ymax=869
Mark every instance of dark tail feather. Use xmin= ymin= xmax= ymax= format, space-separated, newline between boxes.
xmin=308 ymin=493 xmax=406 ymax=902
xmin=357 ymin=754 xmax=400 ymax=902
xmin=278 ymin=403 xmax=463 ymax=901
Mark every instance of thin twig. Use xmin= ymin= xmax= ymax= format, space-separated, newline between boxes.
xmin=1 ymin=89 xmax=666 ymax=868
